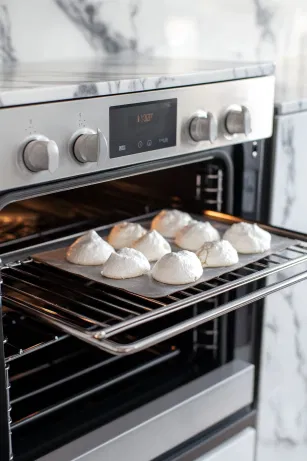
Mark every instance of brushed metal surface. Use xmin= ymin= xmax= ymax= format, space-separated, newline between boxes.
xmin=189 ymin=112 xmax=217 ymax=143
xmin=73 ymin=131 xmax=100 ymax=163
xmin=35 ymin=360 xmax=254 ymax=461
xmin=0 ymin=76 xmax=274 ymax=192
xmin=225 ymin=106 xmax=252 ymax=136
xmin=23 ymin=139 xmax=59 ymax=173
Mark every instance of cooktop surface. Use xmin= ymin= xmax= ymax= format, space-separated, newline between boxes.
xmin=0 ymin=56 xmax=274 ymax=107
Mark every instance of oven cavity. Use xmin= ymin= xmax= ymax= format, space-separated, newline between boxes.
xmin=0 ymin=157 xmax=233 ymax=460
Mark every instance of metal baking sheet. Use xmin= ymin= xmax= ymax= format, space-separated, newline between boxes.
xmin=33 ymin=214 xmax=300 ymax=299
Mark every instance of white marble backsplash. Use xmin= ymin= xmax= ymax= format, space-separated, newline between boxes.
xmin=257 ymin=277 xmax=307 ymax=460
xmin=0 ymin=0 xmax=307 ymax=66
xmin=257 ymin=113 xmax=307 ymax=461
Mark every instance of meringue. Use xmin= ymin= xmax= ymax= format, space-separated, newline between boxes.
xmin=151 ymin=209 xmax=192 ymax=238
xmin=101 ymin=247 xmax=150 ymax=279
xmin=197 ymin=240 xmax=239 ymax=267
xmin=223 ymin=222 xmax=271 ymax=254
xmin=108 ymin=222 xmax=147 ymax=250
xmin=66 ymin=230 xmax=114 ymax=265
xmin=152 ymin=250 xmax=203 ymax=285
xmin=175 ymin=221 xmax=219 ymax=251
xmin=133 ymin=230 xmax=171 ymax=262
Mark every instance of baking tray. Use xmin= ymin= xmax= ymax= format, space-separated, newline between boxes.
xmin=33 ymin=213 xmax=300 ymax=298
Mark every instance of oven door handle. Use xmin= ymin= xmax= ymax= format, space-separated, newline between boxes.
xmin=95 ymin=269 xmax=307 ymax=355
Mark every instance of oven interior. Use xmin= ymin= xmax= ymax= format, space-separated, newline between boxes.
xmin=0 ymin=145 xmax=265 ymax=460
xmin=0 ymin=155 xmax=233 ymax=257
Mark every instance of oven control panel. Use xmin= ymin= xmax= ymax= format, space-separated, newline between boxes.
xmin=109 ymin=98 xmax=177 ymax=158
xmin=0 ymin=75 xmax=274 ymax=192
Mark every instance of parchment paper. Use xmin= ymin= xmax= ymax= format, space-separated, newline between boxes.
xmin=33 ymin=215 xmax=299 ymax=298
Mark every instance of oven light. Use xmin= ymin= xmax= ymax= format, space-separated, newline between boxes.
xmin=40 ymin=307 xmax=57 ymax=315
xmin=0 ymin=214 xmax=32 ymax=223
xmin=0 ymin=216 xmax=12 ymax=223
xmin=203 ymin=210 xmax=241 ymax=223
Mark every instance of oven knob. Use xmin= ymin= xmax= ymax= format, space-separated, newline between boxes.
xmin=23 ymin=139 xmax=59 ymax=173
xmin=73 ymin=130 xmax=100 ymax=163
xmin=225 ymin=106 xmax=251 ymax=135
xmin=189 ymin=112 xmax=217 ymax=143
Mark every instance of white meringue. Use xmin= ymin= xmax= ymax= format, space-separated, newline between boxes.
xmin=152 ymin=250 xmax=203 ymax=285
xmin=108 ymin=222 xmax=147 ymax=250
xmin=151 ymin=209 xmax=192 ymax=238
xmin=223 ymin=222 xmax=271 ymax=254
xmin=101 ymin=247 xmax=150 ymax=279
xmin=66 ymin=230 xmax=114 ymax=266
xmin=197 ymin=240 xmax=239 ymax=267
xmin=175 ymin=221 xmax=219 ymax=251
xmin=133 ymin=230 xmax=171 ymax=262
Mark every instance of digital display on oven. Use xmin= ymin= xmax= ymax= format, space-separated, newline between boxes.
xmin=109 ymin=98 xmax=177 ymax=158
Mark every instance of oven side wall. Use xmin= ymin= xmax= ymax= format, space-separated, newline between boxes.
xmin=0 ymin=273 xmax=12 ymax=461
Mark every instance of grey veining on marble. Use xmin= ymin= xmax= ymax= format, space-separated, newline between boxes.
xmin=0 ymin=5 xmax=16 ymax=64
xmin=264 ymin=55 xmax=307 ymax=460
xmin=0 ymin=58 xmax=274 ymax=107
xmin=252 ymin=0 xmax=277 ymax=61
xmin=257 ymin=110 xmax=307 ymax=461
xmin=275 ymin=56 xmax=307 ymax=115
xmin=279 ymin=120 xmax=295 ymax=227
xmin=270 ymin=113 xmax=307 ymax=233
xmin=55 ymin=0 xmax=140 ymax=54
xmin=275 ymin=91 xmax=307 ymax=115
xmin=257 ymin=275 xmax=307 ymax=457
xmin=0 ymin=0 xmax=301 ymax=65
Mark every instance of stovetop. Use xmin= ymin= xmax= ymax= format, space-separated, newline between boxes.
xmin=0 ymin=57 xmax=274 ymax=107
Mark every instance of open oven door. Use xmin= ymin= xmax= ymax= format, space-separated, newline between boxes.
xmin=34 ymin=359 xmax=255 ymax=461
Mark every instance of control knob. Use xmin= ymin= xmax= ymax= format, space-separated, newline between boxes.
xmin=225 ymin=106 xmax=251 ymax=136
xmin=23 ymin=139 xmax=59 ymax=173
xmin=73 ymin=129 xmax=100 ymax=163
xmin=189 ymin=112 xmax=217 ymax=143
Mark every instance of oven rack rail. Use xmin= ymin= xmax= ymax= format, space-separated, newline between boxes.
xmin=3 ymin=308 xmax=68 ymax=364
xmin=2 ymin=241 xmax=307 ymax=356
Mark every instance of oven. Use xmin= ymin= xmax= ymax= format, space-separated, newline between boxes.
xmin=1 ymin=64 xmax=307 ymax=461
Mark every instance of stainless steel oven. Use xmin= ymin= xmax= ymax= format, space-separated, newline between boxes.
xmin=0 ymin=59 xmax=306 ymax=461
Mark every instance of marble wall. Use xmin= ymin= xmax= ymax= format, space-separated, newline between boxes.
xmin=257 ymin=112 xmax=307 ymax=461
xmin=1 ymin=0 xmax=307 ymax=67
xmin=1 ymin=1 xmax=307 ymax=461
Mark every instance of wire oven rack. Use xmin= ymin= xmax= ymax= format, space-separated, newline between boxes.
xmin=3 ymin=308 xmax=68 ymax=364
xmin=3 ymin=307 xmax=180 ymax=431
xmin=2 ymin=213 xmax=307 ymax=355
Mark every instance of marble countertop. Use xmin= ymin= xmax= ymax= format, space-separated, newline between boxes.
xmin=275 ymin=57 xmax=307 ymax=115
xmin=0 ymin=57 xmax=274 ymax=107
xmin=275 ymin=84 xmax=307 ymax=115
